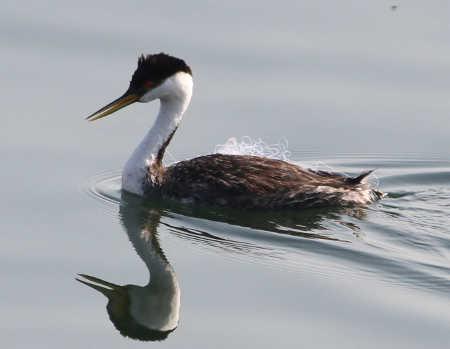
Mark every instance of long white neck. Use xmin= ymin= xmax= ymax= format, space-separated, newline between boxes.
xmin=122 ymin=72 xmax=193 ymax=196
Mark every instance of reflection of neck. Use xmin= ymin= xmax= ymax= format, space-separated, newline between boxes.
xmin=122 ymin=95 xmax=189 ymax=196
xmin=132 ymin=225 xmax=178 ymax=288
xmin=122 ymin=207 xmax=180 ymax=331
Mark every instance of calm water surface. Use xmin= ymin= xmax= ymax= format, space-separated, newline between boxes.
xmin=2 ymin=1 xmax=450 ymax=348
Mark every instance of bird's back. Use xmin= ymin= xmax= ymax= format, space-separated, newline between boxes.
xmin=157 ymin=154 xmax=381 ymax=208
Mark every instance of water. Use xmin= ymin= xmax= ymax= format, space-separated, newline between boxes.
xmin=2 ymin=1 xmax=450 ymax=348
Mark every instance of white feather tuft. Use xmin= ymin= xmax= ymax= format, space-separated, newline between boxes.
xmin=214 ymin=137 xmax=292 ymax=161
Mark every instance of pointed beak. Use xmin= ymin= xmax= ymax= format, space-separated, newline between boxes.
xmin=86 ymin=90 xmax=140 ymax=122
xmin=76 ymin=273 xmax=122 ymax=298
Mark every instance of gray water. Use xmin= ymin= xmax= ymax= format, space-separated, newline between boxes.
xmin=2 ymin=1 xmax=450 ymax=348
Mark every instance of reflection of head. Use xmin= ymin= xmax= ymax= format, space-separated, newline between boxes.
xmin=77 ymin=273 xmax=178 ymax=342
xmin=106 ymin=293 xmax=175 ymax=341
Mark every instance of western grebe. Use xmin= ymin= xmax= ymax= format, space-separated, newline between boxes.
xmin=86 ymin=53 xmax=382 ymax=208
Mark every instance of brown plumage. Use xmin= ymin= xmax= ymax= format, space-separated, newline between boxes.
xmin=144 ymin=154 xmax=382 ymax=209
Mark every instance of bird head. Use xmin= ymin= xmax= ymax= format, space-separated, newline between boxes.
xmin=86 ymin=53 xmax=192 ymax=122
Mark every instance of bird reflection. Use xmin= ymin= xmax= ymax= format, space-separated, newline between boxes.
xmin=155 ymin=196 xmax=367 ymax=243
xmin=77 ymin=192 xmax=366 ymax=341
xmin=77 ymin=196 xmax=180 ymax=341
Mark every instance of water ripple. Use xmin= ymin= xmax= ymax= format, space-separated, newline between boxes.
xmin=85 ymin=156 xmax=450 ymax=297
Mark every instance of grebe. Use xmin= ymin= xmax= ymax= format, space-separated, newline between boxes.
xmin=86 ymin=53 xmax=382 ymax=208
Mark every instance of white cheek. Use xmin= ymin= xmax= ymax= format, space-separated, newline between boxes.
xmin=139 ymin=90 xmax=157 ymax=102
xmin=137 ymin=74 xmax=193 ymax=103
xmin=139 ymin=85 xmax=165 ymax=102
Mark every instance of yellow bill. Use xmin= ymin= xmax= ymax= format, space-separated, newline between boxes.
xmin=86 ymin=91 xmax=139 ymax=122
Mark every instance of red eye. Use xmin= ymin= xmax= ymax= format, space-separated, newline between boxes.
xmin=144 ymin=81 xmax=153 ymax=88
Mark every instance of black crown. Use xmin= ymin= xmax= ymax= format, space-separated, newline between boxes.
xmin=130 ymin=53 xmax=192 ymax=89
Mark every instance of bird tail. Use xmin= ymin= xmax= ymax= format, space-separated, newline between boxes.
xmin=345 ymin=170 xmax=374 ymax=185
xmin=346 ymin=170 xmax=385 ymax=201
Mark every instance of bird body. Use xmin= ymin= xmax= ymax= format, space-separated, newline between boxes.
xmin=160 ymin=154 xmax=379 ymax=208
xmin=87 ymin=53 xmax=382 ymax=209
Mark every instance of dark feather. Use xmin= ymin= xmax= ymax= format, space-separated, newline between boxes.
xmin=345 ymin=170 xmax=374 ymax=184
xmin=130 ymin=53 xmax=192 ymax=90
xmin=144 ymin=154 xmax=380 ymax=209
